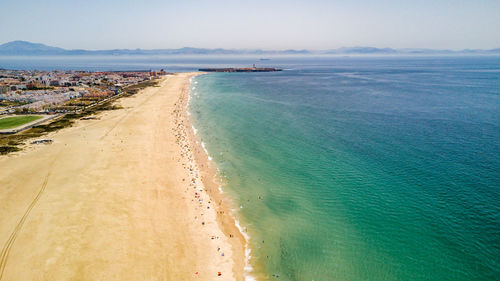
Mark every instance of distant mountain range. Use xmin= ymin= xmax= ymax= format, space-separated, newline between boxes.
xmin=1 ymin=40 xmax=499 ymax=56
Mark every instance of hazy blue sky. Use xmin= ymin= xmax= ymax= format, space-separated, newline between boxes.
xmin=1 ymin=0 xmax=499 ymax=50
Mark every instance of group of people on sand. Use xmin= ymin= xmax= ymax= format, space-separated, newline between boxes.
xmin=171 ymin=93 xmax=228 ymax=277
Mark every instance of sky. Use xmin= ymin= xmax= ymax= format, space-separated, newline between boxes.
xmin=1 ymin=0 xmax=499 ymax=50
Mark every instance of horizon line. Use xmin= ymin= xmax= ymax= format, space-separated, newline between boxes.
xmin=1 ymin=40 xmax=500 ymax=52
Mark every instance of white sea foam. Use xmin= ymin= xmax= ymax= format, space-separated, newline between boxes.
xmin=192 ymin=125 xmax=198 ymax=135
xmin=245 ymin=274 xmax=258 ymax=281
xmin=244 ymin=248 xmax=252 ymax=271
xmin=200 ymin=141 xmax=214 ymax=161
xmin=201 ymin=142 xmax=209 ymax=155
xmin=233 ymin=218 xmax=248 ymax=241
xmin=234 ymin=218 xmax=256 ymax=280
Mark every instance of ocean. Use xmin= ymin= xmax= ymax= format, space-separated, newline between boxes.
xmin=188 ymin=56 xmax=500 ymax=280
xmin=2 ymin=55 xmax=499 ymax=280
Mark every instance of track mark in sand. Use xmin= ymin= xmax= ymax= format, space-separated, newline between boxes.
xmin=0 ymin=172 xmax=51 ymax=280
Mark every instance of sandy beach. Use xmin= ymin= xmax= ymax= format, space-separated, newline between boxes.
xmin=0 ymin=73 xmax=246 ymax=281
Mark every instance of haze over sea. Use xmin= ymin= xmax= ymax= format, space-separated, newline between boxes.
xmin=2 ymin=55 xmax=499 ymax=280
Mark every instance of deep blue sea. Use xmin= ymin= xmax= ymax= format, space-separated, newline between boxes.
xmin=2 ymin=55 xmax=499 ymax=280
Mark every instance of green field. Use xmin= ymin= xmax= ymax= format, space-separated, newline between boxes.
xmin=0 ymin=115 xmax=43 ymax=130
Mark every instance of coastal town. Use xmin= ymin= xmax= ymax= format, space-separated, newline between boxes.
xmin=0 ymin=69 xmax=166 ymax=114
xmin=0 ymin=68 xmax=167 ymax=154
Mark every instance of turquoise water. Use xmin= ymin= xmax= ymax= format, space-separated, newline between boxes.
xmin=189 ymin=57 xmax=500 ymax=281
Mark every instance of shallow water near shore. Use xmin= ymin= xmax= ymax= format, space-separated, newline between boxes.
xmin=189 ymin=57 xmax=500 ymax=280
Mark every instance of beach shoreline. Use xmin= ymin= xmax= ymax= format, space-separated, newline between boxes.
xmin=183 ymin=75 xmax=255 ymax=280
xmin=0 ymin=73 xmax=247 ymax=280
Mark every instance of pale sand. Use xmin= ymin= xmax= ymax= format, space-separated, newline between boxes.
xmin=0 ymin=73 xmax=246 ymax=281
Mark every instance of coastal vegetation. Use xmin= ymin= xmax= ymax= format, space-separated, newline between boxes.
xmin=121 ymin=79 xmax=160 ymax=97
